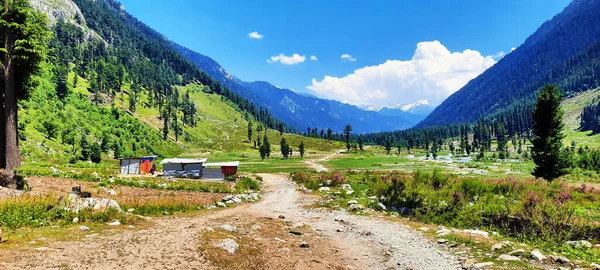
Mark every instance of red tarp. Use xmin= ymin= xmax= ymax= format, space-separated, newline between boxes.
xmin=221 ymin=166 xmax=237 ymax=175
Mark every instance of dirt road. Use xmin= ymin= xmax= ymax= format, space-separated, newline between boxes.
xmin=2 ymin=174 xmax=458 ymax=270
xmin=304 ymin=150 xmax=343 ymax=172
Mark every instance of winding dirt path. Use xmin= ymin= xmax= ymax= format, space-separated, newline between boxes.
xmin=1 ymin=174 xmax=458 ymax=270
xmin=304 ymin=150 xmax=343 ymax=172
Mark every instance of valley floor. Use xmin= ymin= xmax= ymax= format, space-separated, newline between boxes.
xmin=0 ymin=174 xmax=458 ymax=270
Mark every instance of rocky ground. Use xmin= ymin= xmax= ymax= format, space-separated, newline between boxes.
xmin=0 ymin=173 xmax=461 ymax=270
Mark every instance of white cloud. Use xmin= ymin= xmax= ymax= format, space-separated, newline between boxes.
xmin=341 ymin=54 xmax=356 ymax=61
xmin=492 ymin=51 xmax=506 ymax=59
xmin=308 ymin=41 xmax=496 ymax=106
xmin=267 ymin=53 xmax=306 ymax=65
xmin=310 ymin=55 xmax=318 ymax=61
xmin=248 ymin=31 xmax=263 ymax=39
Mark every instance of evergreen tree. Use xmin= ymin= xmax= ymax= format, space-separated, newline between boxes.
xmin=263 ymin=135 xmax=271 ymax=158
xmin=129 ymin=91 xmax=136 ymax=113
xmin=280 ymin=137 xmax=289 ymax=159
xmin=344 ymin=124 xmax=352 ymax=151
xmin=80 ymin=136 xmax=91 ymax=161
xmin=385 ymin=139 xmax=391 ymax=154
xmin=0 ymin=0 xmax=51 ymax=176
xmin=299 ymin=141 xmax=305 ymax=158
xmin=259 ymin=144 xmax=267 ymax=160
xmin=358 ymin=137 xmax=364 ymax=151
xmin=531 ymin=84 xmax=566 ymax=181
xmin=247 ymin=122 xmax=253 ymax=141
xmin=55 ymin=64 xmax=69 ymax=100
xmin=90 ymin=142 xmax=102 ymax=163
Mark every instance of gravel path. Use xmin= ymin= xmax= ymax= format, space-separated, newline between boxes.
xmin=2 ymin=173 xmax=459 ymax=269
xmin=254 ymin=173 xmax=460 ymax=270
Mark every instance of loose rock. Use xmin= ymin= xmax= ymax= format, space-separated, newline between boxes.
xmin=108 ymin=220 xmax=120 ymax=226
xmin=530 ymin=249 xmax=545 ymax=261
xmin=72 ymin=217 xmax=79 ymax=224
xmin=565 ymin=240 xmax=592 ymax=249
xmin=473 ymin=262 xmax=494 ymax=268
xmin=299 ymin=241 xmax=310 ymax=248
xmin=217 ymin=202 xmax=226 ymax=208
xmin=508 ymin=249 xmax=525 ymax=255
xmin=216 ymin=224 xmax=238 ymax=232
xmin=78 ymin=226 xmax=90 ymax=231
xmin=490 ymin=243 xmax=504 ymax=251
xmin=555 ymin=256 xmax=570 ymax=264
xmin=216 ymin=239 xmax=238 ymax=254
xmin=347 ymin=200 xmax=358 ymax=205
xmin=497 ymin=254 xmax=520 ymax=261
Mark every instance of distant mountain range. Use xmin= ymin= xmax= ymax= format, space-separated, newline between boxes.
xmin=173 ymin=43 xmax=430 ymax=133
xmin=358 ymin=100 xmax=434 ymax=116
xmin=419 ymin=0 xmax=600 ymax=127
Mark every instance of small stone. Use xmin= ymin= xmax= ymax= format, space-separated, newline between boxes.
xmin=216 ymin=238 xmax=238 ymax=253
xmin=348 ymin=204 xmax=364 ymax=211
xmin=221 ymin=195 xmax=233 ymax=202
xmin=226 ymin=200 xmax=235 ymax=204
xmin=127 ymin=208 xmax=135 ymax=213
xmin=491 ymin=243 xmax=504 ymax=251
xmin=274 ymin=237 xmax=286 ymax=243
xmin=418 ymin=227 xmax=429 ymax=231
xmin=279 ymin=247 xmax=291 ymax=253
xmin=78 ymin=226 xmax=90 ymax=231
xmin=289 ymin=231 xmax=303 ymax=236
xmin=436 ymin=228 xmax=451 ymax=236
xmin=555 ymin=256 xmax=570 ymax=264
xmin=336 ymin=229 xmax=344 ymax=232
xmin=251 ymin=224 xmax=262 ymax=230
xmin=232 ymin=197 xmax=242 ymax=204
xmin=438 ymin=239 xmax=447 ymax=244
xmin=463 ymin=259 xmax=476 ymax=268
xmin=508 ymin=249 xmax=525 ymax=255
xmin=108 ymin=220 xmax=121 ymax=226
xmin=590 ymin=262 xmax=600 ymax=270
xmin=33 ymin=247 xmax=50 ymax=251
xmin=346 ymin=190 xmax=354 ymax=195
xmin=377 ymin=202 xmax=387 ymax=211
xmin=497 ymin=254 xmax=520 ymax=261
xmin=530 ymin=249 xmax=545 ymax=261
xmin=72 ymin=217 xmax=79 ymax=224
xmin=464 ymin=229 xmax=489 ymax=238
xmin=347 ymin=200 xmax=358 ymax=205
xmin=217 ymin=202 xmax=226 ymax=208
xmin=318 ymin=187 xmax=330 ymax=192
xmin=205 ymin=227 xmax=215 ymax=232
xmin=278 ymin=215 xmax=285 ymax=219
xmin=128 ymin=225 xmax=135 ymax=229
xmin=299 ymin=241 xmax=310 ymax=248
xmin=473 ymin=262 xmax=494 ymax=268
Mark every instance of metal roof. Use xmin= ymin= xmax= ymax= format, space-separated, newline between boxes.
xmin=159 ymin=158 xmax=207 ymax=165
xmin=204 ymin=161 xmax=240 ymax=167
xmin=118 ymin=156 xmax=157 ymax=160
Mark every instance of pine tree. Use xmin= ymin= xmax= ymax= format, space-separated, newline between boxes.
xmin=0 ymin=0 xmax=51 ymax=177
xmin=385 ymin=139 xmax=391 ymax=154
xmin=280 ymin=137 xmax=289 ymax=159
xmin=358 ymin=137 xmax=364 ymax=151
xmin=80 ymin=136 xmax=91 ymax=161
xmin=263 ymin=135 xmax=271 ymax=158
xmin=299 ymin=141 xmax=305 ymax=158
xmin=90 ymin=142 xmax=102 ymax=163
xmin=531 ymin=84 xmax=566 ymax=181
xmin=344 ymin=124 xmax=352 ymax=151
xmin=247 ymin=122 xmax=253 ymax=141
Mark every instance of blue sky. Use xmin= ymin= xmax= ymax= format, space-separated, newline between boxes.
xmin=119 ymin=0 xmax=571 ymax=106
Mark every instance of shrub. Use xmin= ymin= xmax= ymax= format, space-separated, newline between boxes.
xmin=235 ymin=176 xmax=260 ymax=191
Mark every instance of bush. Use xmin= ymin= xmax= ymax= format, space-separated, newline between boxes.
xmin=235 ymin=176 xmax=260 ymax=191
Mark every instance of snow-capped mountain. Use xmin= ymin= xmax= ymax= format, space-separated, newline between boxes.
xmin=358 ymin=100 xmax=434 ymax=116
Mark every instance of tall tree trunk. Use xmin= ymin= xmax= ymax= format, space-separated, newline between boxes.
xmin=0 ymin=94 xmax=5 ymax=169
xmin=3 ymin=14 xmax=18 ymax=178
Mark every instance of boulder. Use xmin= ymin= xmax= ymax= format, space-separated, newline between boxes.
xmin=108 ymin=220 xmax=121 ymax=226
xmin=497 ymin=254 xmax=520 ymax=261
xmin=464 ymin=229 xmax=489 ymax=238
xmin=473 ymin=262 xmax=494 ymax=268
xmin=64 ymin=193 xmax=122 ymax=213
xmin=348 ymin=204 xmax=364 ymax=212
xmin=216 ymin=239 xmax=238 ymax=254
xmin=216 ymin=224 xmax=238 ymax=232
xmin=225 ymin=200 xmax=235 ymax=204
xmin=232 ymin=197 xmax=242 ymax=204
xmin=217 ymin=202 xmax=227 ymax=208
xmin=221 ymin=195 xmax=233 ymax=202
xmin=530 ymin=249 xmax=545 ymax=261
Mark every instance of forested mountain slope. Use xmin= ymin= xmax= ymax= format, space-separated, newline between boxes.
xmin=418 ymin=0 xmax=600 ymax=127
xmin=22 ymin=0 xmax=309 ymax=164
xmin=173 ymin=43 xmax=427 ymax=134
